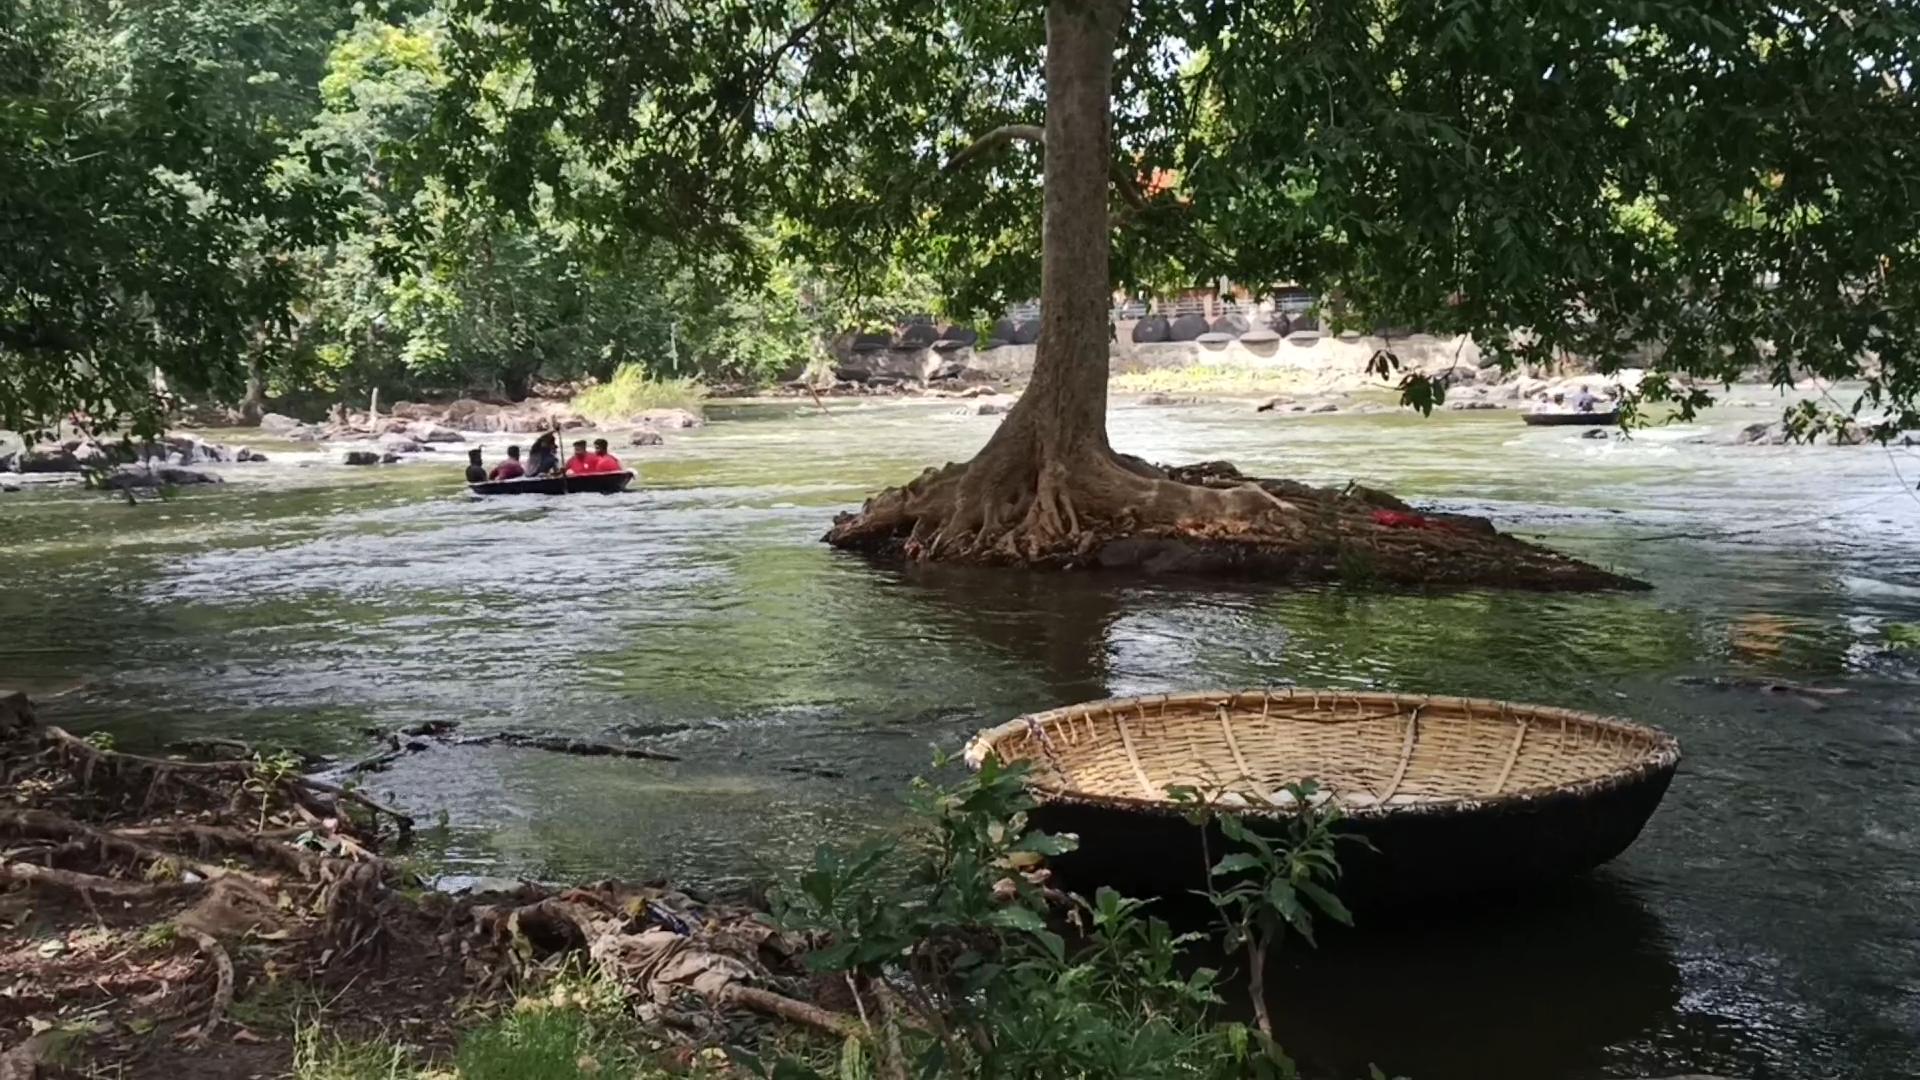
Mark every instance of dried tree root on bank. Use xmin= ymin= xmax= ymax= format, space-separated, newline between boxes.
xmin=0 ymin=697 xmax=850 ymax=1079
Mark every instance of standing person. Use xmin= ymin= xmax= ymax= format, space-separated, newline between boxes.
xmin=525 ymin=433 xmax=560 ymax=476
xmin=563 ymin=439 xmax=595 ymax=476
xmin=464 ymin=447 xmax=488 ymax=483
xmin=1573 ymin=386 xmax=1598 ymax=413
xmin=587 ymin=438 xmax=622 ymax=474
xmin=488 ymin=445 xmax=526 ymax=481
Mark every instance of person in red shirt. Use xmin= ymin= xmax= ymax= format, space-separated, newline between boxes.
xmin=487 ymin=445 xmax=526 ymax=481
xmin=587 ymin=437 xmax=623 ymax=474
xmin=563 ymin=439 xmax=595 ymax=476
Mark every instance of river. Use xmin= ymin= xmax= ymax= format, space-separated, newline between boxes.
xmin=3 ymin=393 xmax=1918 ymax=1079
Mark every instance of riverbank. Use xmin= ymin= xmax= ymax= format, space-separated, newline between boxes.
xmin=0 ymin=692 xmax=872 ymax=1079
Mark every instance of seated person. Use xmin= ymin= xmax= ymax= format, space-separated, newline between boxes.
xmin=488 ymin=445 xmax=526 ymax=481
xmin=525 ymin=433 xmax=560 ymax=476
xmin=563 ymin=439 xmax=595 ymax=476
xmin=587 ymin=438 xmax=623 ymax=473
xmin=464 ymin=448 xmax=487 ymax=483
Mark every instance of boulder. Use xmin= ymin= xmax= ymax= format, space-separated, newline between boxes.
xmin=960 ymin=399 xmax=1012 ymax=416
xmin=258 ymin=412 xmax=307 ymax=435
xmin=1580 ymin=428 xmax=1610 ymax=440
xmin=1736 ymin=422 xmax=1788 ymax=446
xmin=98 ymin=465 xmax=223 ymax=490
xmin=378 ymin=434 xmax=425 ymax=453
xmin=629 ymin=429 xmax=665 ymax=447
xmin=389 ymin=401 xmax=443 ymax=421
xmin=342 ymin=450 xmax=383 ymax=466
xmin=407 ymin=421 xmax=465 ymax=444
xmin=1254 ymin=396 xmax=1293 ymax=412
xmin=0 ymin=690 xmax=35 ymax=738
xmin=1131 ymin=315 xmax=1171 ymax=343
xmin=1309 ymin=401 xmax=1340 ymax=413
xmin=929 ymin=360 xmax=968 ymax=382
xmin=630 ymin=409 xmax=703 ymax=430
xmin=19 ymin=444 xmax=81 ymax=473
xmin=235 ymin=448 xmax=267 ymax=463
xmin=1446 ymin=400 xmax=1504 ymax=411
xmin=381 ymin=451 xmax=403 ymax=464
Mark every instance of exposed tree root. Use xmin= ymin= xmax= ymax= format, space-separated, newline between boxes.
xmin=180 ymin=928 xmax=234 ymax=1047
xmin=0 ymin=693 xmax=870 ymax=1077
xmin=41 ymin=726 xmax=414 ymax=832
xmin=827 ymin=447 xmax=1643 ymax=591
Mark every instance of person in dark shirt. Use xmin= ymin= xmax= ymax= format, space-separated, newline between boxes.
xmin=464 ymin=447 xmax=488 ymax=483
xmin=488 ymin=445 xmax=526 ymax=481
xmin=525 ymin=433 xmax=560 ymax=476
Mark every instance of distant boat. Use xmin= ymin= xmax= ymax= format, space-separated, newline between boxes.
xmin=469 ymin=470 xmax=634 ymax=496
xmin=1522 ymin=410 xmax=1618 ymax=427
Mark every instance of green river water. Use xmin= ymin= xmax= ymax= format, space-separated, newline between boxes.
xmin=3 ymin=393 xmax=1919 ymax=1079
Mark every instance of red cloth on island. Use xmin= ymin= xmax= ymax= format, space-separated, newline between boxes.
xmin=488 ymin=460 xmax=525 ymax=481
xmin=1371 ymin=509 xmax=1449 ymax=530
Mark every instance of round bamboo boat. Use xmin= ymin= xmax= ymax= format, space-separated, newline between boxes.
xmin=964 ymin=690 xmax=1680 ymax=907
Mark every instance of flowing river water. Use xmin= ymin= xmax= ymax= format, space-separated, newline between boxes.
xmin=4 ymin=393 xmax=1919 ymax=1079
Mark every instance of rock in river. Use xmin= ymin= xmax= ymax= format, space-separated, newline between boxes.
xmin=98 ymin=465 xmax=223 ymax=490
xmin=378 ymin=433 xmax=427 ymax=454
xmin=342 ymin=450 xmax=383 ymax=466
xmin=407 ymin=421 xmax=465 ymax=444
xmin=629 ymin=429 xmax=665 ymax=447
xmin=629 ymin=408 xmax=703 ymax=430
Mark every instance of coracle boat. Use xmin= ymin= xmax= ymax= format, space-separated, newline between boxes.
xmin=1521 ymin=409 xmax=1619 ymax=426
xmin=469 ymin=470 xmax=635 ymax=496
xmin=964 ymin=690 xmax=1679 ymax=907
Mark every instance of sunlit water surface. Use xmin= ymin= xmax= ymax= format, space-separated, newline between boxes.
xmin=4 ymin=392 xmax=1919 ymax=1079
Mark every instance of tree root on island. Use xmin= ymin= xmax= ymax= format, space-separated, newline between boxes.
xmin=827 ymin=452 xmax=1644 ymax=590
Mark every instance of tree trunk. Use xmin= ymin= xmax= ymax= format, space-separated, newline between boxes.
xmin=820 ymin=0 xmax=1638 ymax=592
xmin=1003 ymin=0 xmax=1119 ymax=462
xmin=237 ymin=329 xmax=266 ymax=425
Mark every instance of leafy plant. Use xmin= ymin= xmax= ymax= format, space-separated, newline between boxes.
xmin=245 ymin=750 xmax=304 ymax=832
xmin=572 ymin=368 xmax=708 ymax=422
xmin=767 ymin=754 xmax=1303 ymax=1080
xmin=1171 ymin=780 xmax=1365 ymax=1040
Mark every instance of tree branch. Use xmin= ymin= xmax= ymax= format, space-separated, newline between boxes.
xmin=943 ymin=124 xmax=1045 ymax=172
xmin=733 ymin=0 xmax=845 ymax=130
xmin=942 ymin=124 xmax=1150 ymax=211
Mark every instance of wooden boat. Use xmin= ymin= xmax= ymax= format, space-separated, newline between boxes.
xmin=965 ymin=690 xmax=1679 ymax=907
xmin=468 ymin=470 xmax=635 ymax=496
xmin=1522 ymin=409 xmax=1619 ymax=426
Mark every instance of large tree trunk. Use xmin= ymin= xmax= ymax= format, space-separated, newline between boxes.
xmin=823 ymin=0 xmax=1637 ymax=591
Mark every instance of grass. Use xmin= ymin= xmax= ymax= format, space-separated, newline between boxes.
xmin=286 ymin=969 xmax=703 ymax=1080
xmin=1109 ymin=363 xmax=1328 ymax=396
xmin=291 ymin=1022 xmax=418 ymax=1080
xmin=572 ymin=366 xmax=708 ymax=422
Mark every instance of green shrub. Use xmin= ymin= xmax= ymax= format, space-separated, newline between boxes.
xmin=573 ymin=366 xmax=707 ymax=421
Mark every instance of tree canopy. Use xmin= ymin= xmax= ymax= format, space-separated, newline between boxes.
xmin=442 ymin=0 xmax=1920 ymax=433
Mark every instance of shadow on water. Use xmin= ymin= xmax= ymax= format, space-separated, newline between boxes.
xmin=1265 ymin=875 xmax=1687 ymax=1080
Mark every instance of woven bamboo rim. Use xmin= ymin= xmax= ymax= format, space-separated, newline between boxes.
xmin=964 ymin=690 xmax=1680 ymax=820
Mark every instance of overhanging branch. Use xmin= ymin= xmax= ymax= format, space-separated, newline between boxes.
xmin=942 ymin=123 xmax=1151 ymax=211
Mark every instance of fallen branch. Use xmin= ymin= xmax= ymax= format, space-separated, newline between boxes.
xmin=718 ymin=984 xmax=861 ymax=1039
xmin=456 ymin=732 xmax=680 ymax=762
xmin=180 ymin=927 xmax=234 ymax=1047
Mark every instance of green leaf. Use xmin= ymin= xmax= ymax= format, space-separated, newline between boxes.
xmin=1297 ymin=880 xmax=1353 ymax=926
xmin=1209 ymin=852 xmax=1263 ymax=877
